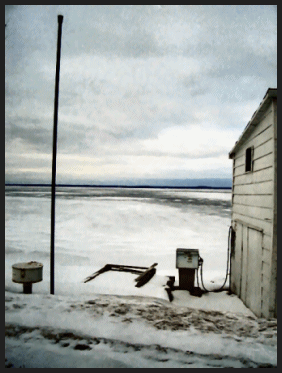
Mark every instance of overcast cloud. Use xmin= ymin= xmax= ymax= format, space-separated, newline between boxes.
xmin=5 ymin=5 xmax=277 ymax=184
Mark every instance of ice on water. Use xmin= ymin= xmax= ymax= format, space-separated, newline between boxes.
xmin=5 ymin=185 xmax=236 ymax=305
xmin=5 ymin=186 xmax=231 ymax=283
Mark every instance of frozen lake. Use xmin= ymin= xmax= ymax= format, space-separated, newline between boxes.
xmin=6 ymin=186 xmax=278 ymax=369
xmin=5 ymin=186 xmax=232 ymax=295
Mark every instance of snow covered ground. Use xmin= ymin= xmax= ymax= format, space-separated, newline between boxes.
xmin=5 ymin=186 xmax=277 ymax=368
xmin=5 ymin=288 xmax=277 ymax=368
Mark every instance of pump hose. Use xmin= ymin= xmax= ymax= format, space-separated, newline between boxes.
xmin=197 ymin=225 xmax=232 ymax=293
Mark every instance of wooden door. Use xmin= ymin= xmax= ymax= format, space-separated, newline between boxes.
xmin=245 ymin=227 xmax=263 ymax=316
xmin=240 ymin=225 xmax=248 ymax=304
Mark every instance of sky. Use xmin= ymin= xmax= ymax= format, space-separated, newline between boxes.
xmin=5 ymin=5 xmax=277 ymax=185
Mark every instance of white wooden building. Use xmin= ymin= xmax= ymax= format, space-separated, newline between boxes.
xmin=229 ymin=88 xmax=277 ymax=318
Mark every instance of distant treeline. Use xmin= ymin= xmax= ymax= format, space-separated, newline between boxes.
xmin=5 ymin=183 xmax=231 ymax=190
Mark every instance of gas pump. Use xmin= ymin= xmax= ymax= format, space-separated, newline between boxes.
xmin=176 ymin=248 xmax=199 ymax=292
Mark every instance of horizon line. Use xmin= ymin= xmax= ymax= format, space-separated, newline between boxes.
xmin=5 ymin=183 xmax=232 ymax=190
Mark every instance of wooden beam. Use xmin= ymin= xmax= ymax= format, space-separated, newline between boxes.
xmin=83 ymin=264 xmax=111 ymax=283
xmin=134 ymin=263 xmax=158 ymax=288
xmin=134 ymin=263 xmax=158 ymax=282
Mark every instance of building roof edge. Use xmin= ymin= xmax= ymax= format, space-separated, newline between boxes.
xmin=229 ymin=88 xmax=277 ymax=159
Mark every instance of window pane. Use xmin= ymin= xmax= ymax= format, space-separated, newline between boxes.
xmin=245 ymin=147 xmax=252 ymax=172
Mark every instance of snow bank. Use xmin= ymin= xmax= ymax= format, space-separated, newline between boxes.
xmin=5 ymin=262 xmax=253 ymax=316
xmin=5 ymin=291 xmax=277 ymax=368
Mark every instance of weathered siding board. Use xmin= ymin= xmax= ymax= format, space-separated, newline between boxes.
xmin=232 ymin=212 xmax=272 ymax=236
xmin=254 ymin=139 xmax=274 ymax=159
xmin=263 ymin=234 xmax=272 ymax=252
xmin=233 ymin=156 xmax=273 ymax=177
xmin=246 ymin=119 xmax=272 ymax=143
xmin=233 ymin=180 xmax=273 ymax=195
xmin=234 ymin=124 xmax=273 ymax=159
xmin=233 ymin=148 xmax=273 ymax=170
xmin=233 ymin=194 xmax=273 ymax=209
xmin=261 ymin=259 xmax=271 ymax=317
xmin=262 ymin=260 xmax=271 ymax=280
xmin=261 ymin=280 xmax=270 ymax=317
xmin=262 ymin=235 xmax=273 ymax=294
xmin=262 ymin=247 xmax=271 ymax=267
xmin=233 ymin=167 xmax=273 ymax=186
xmin=232 ymin=204 xmax=272 ymax=222
xmin=253 ymin=152 xmax=274 ymax=172
xmin=233 ymin=155 xmax=245 ymax=168
xmin=233 ymin=140 xmax=274 ymax=174
xmin=233 ymin=127 xmax=274 ymax=161
xmin=233 ymin=164 xmax=246 ymax=177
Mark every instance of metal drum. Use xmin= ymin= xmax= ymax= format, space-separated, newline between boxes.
xmin=12 ymin=261 xmax=43 ymax=293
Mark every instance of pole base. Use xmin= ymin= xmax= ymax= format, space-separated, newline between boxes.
xmin=178 ymin=268 xmax=196 ymax=291
xmin=23 ymin=283 xmax=32 ymax=294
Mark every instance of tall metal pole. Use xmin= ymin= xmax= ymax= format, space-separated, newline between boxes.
xmin=50 ymin=14 xmax=63 ymax=295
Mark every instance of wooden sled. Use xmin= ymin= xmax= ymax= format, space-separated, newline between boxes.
xmin=83 ymin=263 xmax=157 ymax=288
